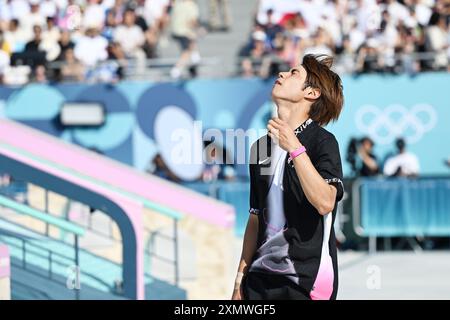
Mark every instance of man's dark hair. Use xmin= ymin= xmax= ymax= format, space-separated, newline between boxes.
xmin=396 ymin=138 xmax=406 ymax=152
xmin=360 ymin=136 xmax=374 ymax=147
xmin=301 ymin=54 xmax=344 ymax=126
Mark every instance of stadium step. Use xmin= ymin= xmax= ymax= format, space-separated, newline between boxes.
xmin=0 ymin=217 xmax=186 ymax=299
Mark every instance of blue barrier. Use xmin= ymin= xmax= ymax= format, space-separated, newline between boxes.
xmin=185 ymin=177 xmax=450 ymax=241
xmin=183 ymin=181 xmax=250 ymax=236
xmin=353 ymin=177 xmax=450 ymax=237
xmin=217 ymin=182 xmax=250 ymax=237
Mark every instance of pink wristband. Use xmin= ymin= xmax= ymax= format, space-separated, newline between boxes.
xmin=289 ymin=146 xmax=306 ymax=160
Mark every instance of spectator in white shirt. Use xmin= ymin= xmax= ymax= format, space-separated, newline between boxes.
xmin=41 ymin=16 xmax=61 ymax=61
xmin=4 ymin=19 xmax=29 ymax=53
xmin=0 ymin=0 xmax=12 ymax=24
xmin=113 ymin=8 xmax=146 ymax=74
xmin=40 ymin=0 xmax=58 ymax=19
xmin=114 ymin=8 xmax=145 ymax=54
xmin=20 ymin=0 xmax=46 ymax=41
xmin=414 ymin=0 xmax=432 ymax=26
xmin=383 ymin=138 xmax=420 ymax=177
xmin=303 ymin=27 xmax=334 ymax=56
xmin=425 ymin=12 xmax=448 ymax=70
xmin=0 ymin=31 xmax=10 ymax=84
xmin=297 ymin=0 xmax=322 ymax=34
xmin=384 ymin=0 xmax=410 ymax=25
xmin=74 ymin=27 xmax=108 ymax=68
xmin=257 ymin=0 xmax=281 ymax=26
xmin=83 ymin=0 xmax=106 ymax=30
xmin=355 ymin=0 xmax=380 ymax=33
xmin=144 ymin=0 xmax=170 ymax=32
xmin=2 ymin=0 xmax=30 ymax=22
xmin=348 ymin=20 xmax=365 ymax=52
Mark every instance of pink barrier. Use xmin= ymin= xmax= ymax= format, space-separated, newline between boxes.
xmin=0 ymin=147 xmax=145 ymax=300
xmin=0 ymin=245 xmax=10 ymax=278
xmin=0 ymin=119 xmax=235 ymax=228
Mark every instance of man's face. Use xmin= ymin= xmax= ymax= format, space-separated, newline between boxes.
xmin=362 ymin=140 xmax=373 ymax=152
xmin=33 ymin=26 xmax=42 ymax=39
xmin=9 ymin=20 xmax=18 ymax=31
xmin=272 ymin=65 xmax=309 ymax=103
xmin=124 ymin=12 xmax=135 ymax=26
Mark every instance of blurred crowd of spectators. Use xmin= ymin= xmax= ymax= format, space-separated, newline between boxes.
xmin=0 ymin=0 xmax=224 ymax=84
xmin=347 ymin=136 xmax=420 ymax=178
xmin=1 ymin=0 xmax=450 ymax=85
xmin=239 ymin=0 xmax=450 ymax=78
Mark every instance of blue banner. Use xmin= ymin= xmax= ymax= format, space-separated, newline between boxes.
xmin=1 ymin=72 xmax=449 ymax=178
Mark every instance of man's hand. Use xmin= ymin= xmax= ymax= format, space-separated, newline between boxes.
xmin=231 ymin=272 xmax=245 ymax=300
xmin=231 ymin=286 xmax=243 ymax=300
xmin=267 ymin=118 xmax=302 ymax=153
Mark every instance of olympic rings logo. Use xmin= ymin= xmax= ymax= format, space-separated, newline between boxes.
xmin=355 ymin=104 xmax=437 ymax=145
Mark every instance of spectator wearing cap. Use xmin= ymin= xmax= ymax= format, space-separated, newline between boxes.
xmin=252 ymin=29 xmax=268 ymax=49
xmin=240 ymin=27 xmax=270 ymax=77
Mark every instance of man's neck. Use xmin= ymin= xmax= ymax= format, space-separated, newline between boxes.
xmin=276 ymin=101 xmax=310 ymax=130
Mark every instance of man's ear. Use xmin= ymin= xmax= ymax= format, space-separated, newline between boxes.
xmin=305 ymin=87 xmax=321 ymax=100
